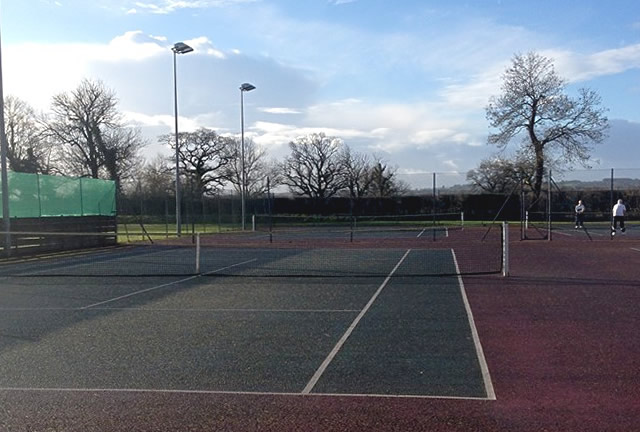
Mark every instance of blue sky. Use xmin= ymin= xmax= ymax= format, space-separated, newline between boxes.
xmin=2 ymin=0 xmax=640 ymax=186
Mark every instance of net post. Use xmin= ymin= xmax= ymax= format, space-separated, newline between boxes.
xmin=252 ymin=214 xmax=256 ymax=232
xmin=502 ymin=222 xmax=509 ymax=277
xmin=461 ymin=211 xmax=464 ymax=229
xmin=195 ymin=232 xmax=201 ymax=274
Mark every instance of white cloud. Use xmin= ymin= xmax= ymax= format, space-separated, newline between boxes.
xmin=3 ymin=31 xmax=169 ymax=110
xmin=128 ymin=0 xmax=259 ymax=14
xmin=259 ymin=107 xmax=302 ymax=114
xmin=184 ymin=36 xmax=226 ymax=58
xmin=545 ymin=44 xmax=640 ymax=83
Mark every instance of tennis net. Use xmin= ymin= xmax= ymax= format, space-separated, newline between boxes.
xmin=252 ymin=212 xmax=464 ymax=237
xmin=0 ymin=224 xmax=506 ymax=277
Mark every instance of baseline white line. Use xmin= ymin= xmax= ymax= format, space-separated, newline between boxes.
xmin=416 ymin=228 xmax=425 ymax=238
xmin=451 ymin=249 xmax=496 ymax=400
xmin=80 ymin=259 xmax=257 ymax=309
xmin=0 ymin=386 xmax=492 ymax=401
xmin=631 ymin=248 xmax=640 ymax=252
xmin=302 ymin=249 xmax=412 ymax=394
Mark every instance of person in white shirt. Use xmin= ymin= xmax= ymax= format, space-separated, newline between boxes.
xmin=574 ymin=200 xmax=585 ymax=229
xmin=612 ymin=199 xmax=627 ymax=235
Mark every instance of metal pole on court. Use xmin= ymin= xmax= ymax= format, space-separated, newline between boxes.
xmin=172 ymin=42 xmax=193 ymax=237
xmin=239 ymin=83 xmax=256 ymax=231
xmin=0 ymin=24 xmax=11 ymax=257
xmin=173 ymin=50 xmax=181 ymax=236
xmin=502 ymin=222 xmax=509 ymax=277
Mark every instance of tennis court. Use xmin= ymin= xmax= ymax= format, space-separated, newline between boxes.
xmin=0 ymin=227 xmax=500 ymax=401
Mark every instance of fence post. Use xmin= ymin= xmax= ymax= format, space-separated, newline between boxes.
xmin=610 ymin=168 xmax=614 ymax=240
xmin=547 ymin=169 xmax=552 ymax=241
xmin=432 ymin=172 xmax=436 ymax=242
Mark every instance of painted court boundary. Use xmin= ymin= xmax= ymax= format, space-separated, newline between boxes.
xmin=451 ymin=249 xmax=496 ymax=400
xmin=301 ymin=249 xmax=412 ymax=394
xmin=0 ymin=249 xmax=497 ymax=401
xmin=0 ymin=387 xmax=492 ymax=401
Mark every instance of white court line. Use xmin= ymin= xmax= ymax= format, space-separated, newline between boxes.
xmin=0 ymin=307 xmax=359 ymax=313
xmin=631 ymin=248 xmax=640 ymax=252
xmin=553 ymin=231 xmax=573 ymax=237
xmin=416 ymin=228 xmax=426 ymax=238
xmin=451 ymin=249 xmax=496 ymax=400
xmin=80 ymin=259 xmax=257 ymax=309
xmin=0 ymin=386 xmax=492 ymax=401
xmin=302 ymin=249 xmax=411 ymax=394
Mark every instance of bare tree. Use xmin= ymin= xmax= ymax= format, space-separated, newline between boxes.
xmin=281 ymin=133 xmax=346 ymax=199
xmin=340 ymin=145 xmax=373 ymax=199
xmin=466 ymin=157 xmax=525 ymax=193
xmin=3 ymin=96 xmax=52 ymax=173
xmin=368 ymin=160 xmax=409 ymax=197
xmin=137 ymin=155 xmax=173 ymax=198
xmin=44 ymin=78 xmax=145 ymax=184
xmin=486 ymin=52 xmax=608 ymax=198
xmin=159 ymin=128 xmax=234 ymax=196
xmin=225 ymin=137 xmax=282 ymax=197
xmin=101 ymin=127 xmax=145 ymax=186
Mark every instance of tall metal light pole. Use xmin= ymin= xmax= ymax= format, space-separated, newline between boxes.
xmin=239 ymin=82 xmax=256 ymax=231
xmin=0 ymin=24 xmax=11 ymax=257
xmin=172 ymin=42 xmax=193 ymax=236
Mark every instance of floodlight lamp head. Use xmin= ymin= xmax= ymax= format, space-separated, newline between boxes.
xmin=240 ymin=83 xmax=256 ymax=92
xmin=172 ymin=42 xmax=194 ymax=54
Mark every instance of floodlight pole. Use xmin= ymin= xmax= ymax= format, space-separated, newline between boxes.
xmin=239 ymin=82 xmax=256 ymax=231
xmin=172 ymin=42 xmax=193 ymax=236
xmin=0 ymin=25 xmax=11 ymax=257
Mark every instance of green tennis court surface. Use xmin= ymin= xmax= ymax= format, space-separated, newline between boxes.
xmin=0 ymin=247 xmax=494 ymax=399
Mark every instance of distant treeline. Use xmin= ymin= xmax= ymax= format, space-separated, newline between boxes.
xmin=119 ymin=186 xmax=639 ymax=227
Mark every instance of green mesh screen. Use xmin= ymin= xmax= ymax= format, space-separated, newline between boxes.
xmin=39 ymin=175 xmax=82 ymax=216
xmin=0 ymin=172 xmax=116 ymax=218
xmin=6 ymin=172 xmax=41 ymax=218
xmin=80 ymin=177 xmax=116 ymax=216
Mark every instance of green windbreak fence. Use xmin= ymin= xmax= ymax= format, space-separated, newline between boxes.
xmin=0 ymin=172 xmax=116 ymax=218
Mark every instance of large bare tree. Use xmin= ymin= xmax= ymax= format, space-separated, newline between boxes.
xmin=159 ymin=128 xmax=234 ymax=196
xmin=281 ymin=133 xmax=346 ymax=199
xmin=486 ymin=52 xmax=608 ymax=198
xmin=45 ymin=78 xmax=145 ymax=184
